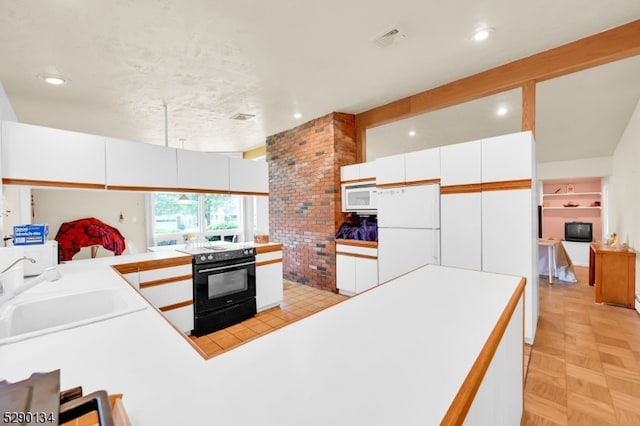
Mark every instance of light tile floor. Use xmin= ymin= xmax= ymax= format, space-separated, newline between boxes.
xmin=190 ymin=281 xmax=348 ymax=358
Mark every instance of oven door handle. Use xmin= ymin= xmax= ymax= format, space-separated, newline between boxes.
xmin=197 ymin=261 xmax=256 ymax=273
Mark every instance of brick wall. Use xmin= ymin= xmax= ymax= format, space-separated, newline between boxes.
xmin=266 ymin=112 xmax=356 ymax=291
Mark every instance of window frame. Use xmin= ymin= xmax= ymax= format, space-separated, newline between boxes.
xmin=147 ymin=193 xmax=244 ymax=247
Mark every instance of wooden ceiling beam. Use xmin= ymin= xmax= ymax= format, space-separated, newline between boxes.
xmin=355 ymin=19 xmax=640 ymax=131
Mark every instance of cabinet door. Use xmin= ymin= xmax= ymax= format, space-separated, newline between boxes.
xmin=482 ymin=132 xmax=534 ymax=182
xmin=405 ymin=147 xmax=440 ymax=183
xmin=229 ymin=158 xmax=268 ymax=194
xmin=375 ymin=153 xmax=405 ymax=186
xmin=482 ymin=189 xmax=537 ymax=342
xmin=1 ymin=121 xmax=106 ymax=185
xmin=355 ymin=257 xmax=378 ymax=293
xmin=163 ymin=304 xmax=194 ymax=334
xmin=599 ymin=254 xmax=633 ymax=307
xmin=141 ymin=279 xmax=192 ymax=309
xmin=340 ymin=164 xmax=360 ymax=182
xmin=336 ymin=254 xmax=356 ymax=295
xmin=441 ymin=193 xmax=482 ymax=271
xmin=440 ymin=140 xmax=481 ymax=185
xmin=105 ymin=137 xmax=177 ymax=189
xmin=358 ymin=161 xmax=377 ymax=181
xmin=256 ymin=261 xmax=284 ymax=311
xmin=177 ymin=150 xmax=229 ymax=192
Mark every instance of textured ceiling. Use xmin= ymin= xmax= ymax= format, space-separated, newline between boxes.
xmin=1 ymin=1 xmax=639 ymax=161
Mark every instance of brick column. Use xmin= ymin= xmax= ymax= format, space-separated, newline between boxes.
xmin=266 ymin=112 xmax=356 ymax=291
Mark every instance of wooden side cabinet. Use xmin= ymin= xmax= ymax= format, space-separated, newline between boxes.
xmin=589 ymin=243 xmax=636 ymax=308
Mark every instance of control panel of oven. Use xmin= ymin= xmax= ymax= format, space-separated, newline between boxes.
xmin=194 ymin=247 xmax=256 ymax=264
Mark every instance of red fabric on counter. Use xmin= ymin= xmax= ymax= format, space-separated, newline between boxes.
xmin=54 ymin=217 xmax=126 ymax=261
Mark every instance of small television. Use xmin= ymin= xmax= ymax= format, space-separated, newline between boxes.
xmin=565 ymin=221 xmax=593 ymax=242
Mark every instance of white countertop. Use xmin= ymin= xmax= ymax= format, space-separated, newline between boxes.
xmin=0 ymin=252 xmax=521 ymax=425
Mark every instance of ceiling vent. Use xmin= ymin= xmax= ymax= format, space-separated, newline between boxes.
xmin=372 ymin=27 xmax=407 ymax=48
xmin=230 ymin=113 xmax=255 ymax=121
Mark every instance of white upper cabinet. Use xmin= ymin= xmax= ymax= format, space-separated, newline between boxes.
xmin=228 ymin=158 xmax=268 ymax=194
xmin=482 ymin=132 xmax=534 ymax=182
xmin=105 ymin=137 xmax=177 ymax=189
xmin=340 ymin=161 xmax=376 ymax=182
xmin=440 ymin=140 xmax=481 ymax=185
xmin=177 ymin=150 xmax=229 ymax=192
xmin=375 ymin=153 xmax=405 ymax=186
xmin=358 ymin=161 xmax=377 ymax=181
xmin=404 ymin=147 xmax=440 ymax=183
xmin=340 ymin=164 xmax=360 ymax=182
xmin=1 ymin=121 xmax=106 ymax=186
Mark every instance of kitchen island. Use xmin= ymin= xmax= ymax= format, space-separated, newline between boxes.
xmin=0 ymin=250 xmax=524 ymax=425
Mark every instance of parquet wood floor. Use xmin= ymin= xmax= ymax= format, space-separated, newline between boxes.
xmin=523 ymin=266 xmax=640 ymax=425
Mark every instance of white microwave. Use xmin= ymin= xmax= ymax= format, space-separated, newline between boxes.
xmin=342 ymin=182 xmax=377 ymax=212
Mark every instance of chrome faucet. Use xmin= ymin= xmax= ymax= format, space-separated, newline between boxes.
xmin=0 ymin=266 xmax=62 ymax=302
xmin=1 ymin=256 xmax=36 ymax=274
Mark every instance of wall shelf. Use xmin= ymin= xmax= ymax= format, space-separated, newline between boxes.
xmin=543 ymin=192 xmax=602 ymax=197
xmin=543 ymin=206 xmax=601 ymax=210
xmin=541 ymin=178 xmax=603 ymax=241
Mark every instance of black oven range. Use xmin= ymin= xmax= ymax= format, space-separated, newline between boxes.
xmin=177 ymin=243 xmax=257 ymax=337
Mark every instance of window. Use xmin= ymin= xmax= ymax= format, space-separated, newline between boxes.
xmin=149 ymin=193 xmax=243 ymax=246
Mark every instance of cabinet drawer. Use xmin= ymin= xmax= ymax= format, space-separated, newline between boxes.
xmin=141 ymin=279 xmax=192 ymax=308
xmin=336 ymin=244 xmax=377 ymax=258
xmin=256 ymin=250 xmax=283 ymax=264
xmin=139 ymin=264 xmax=192 ymax=284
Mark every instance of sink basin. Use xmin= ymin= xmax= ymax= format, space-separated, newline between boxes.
xmin=0 ymin=288 xmax=147 ymax=345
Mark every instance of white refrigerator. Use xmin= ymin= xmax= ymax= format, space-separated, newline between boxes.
xmin=377 ymin=184 xmax=440 ymax=283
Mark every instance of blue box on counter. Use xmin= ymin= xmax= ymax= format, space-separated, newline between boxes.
xmin=13 ymin=224 xmax=49 ymax=245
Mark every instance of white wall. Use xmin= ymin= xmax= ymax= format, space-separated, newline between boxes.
xmin=0 ymin=82 xmax=17 ymax=122
xmin=29 ymin=188 xmax=147 ymax=260
xmin=537 ymin=156 xmax=613 ymax=181
xmin=609 ymin=97 xmax=640 ymax=306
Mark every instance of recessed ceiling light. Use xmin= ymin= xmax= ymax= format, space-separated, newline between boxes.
xmin=293 ymin=112 xmax=302 ymax=119
xmin=408 ymin=130 xmax=416 ymax=137
xmin=38 ymin=74 xmax=68 ymax=85
xmin=496 ymin=106 xmax=508 ymax=116
xmin=471 ymin=28 xmax=493 ymax=42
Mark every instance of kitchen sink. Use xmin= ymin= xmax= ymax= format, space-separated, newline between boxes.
xmin=0 ymin=287 xmax=147 ymax=345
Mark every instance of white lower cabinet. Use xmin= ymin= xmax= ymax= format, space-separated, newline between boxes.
xmin=336 ymin=242 xmax=378 ymax=296
xmin=256 ymin=249 xmax=284 ymax=312
xmin=163 ymin=304 xmax=195 ymax=335
xmin=140 ymin=279 xmax=192 ymax=309
xmin=115 ymin=257 xmax=194 ymax=333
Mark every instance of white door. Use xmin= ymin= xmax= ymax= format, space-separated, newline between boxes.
xmin=355 ymin=257 xmax=378 ymax=293
xmin=378 ymin=228 xmax=440 ymax=283
xmin=377 ymin=185 xmax=440 ymax=229
xmin=482 ymin=188 xmax=537 ymax=343
xmin=440 ymin=193 xmax=482 ymax=271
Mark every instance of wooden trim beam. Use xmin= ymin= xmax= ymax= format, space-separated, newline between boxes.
xmin=521 ymin=81 xmax=536 ymax=136
xmin=243 ymin=145 xmax=266 ymax=159
xmin=2 ymin=178 xmax=105 ymax=190
xmin=356 ymin=20 xmax=640 ymax=132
